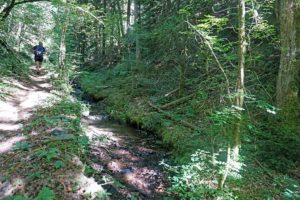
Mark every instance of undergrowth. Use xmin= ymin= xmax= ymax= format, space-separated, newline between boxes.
xmin=79 ymin=66 xmax=300 ymax=199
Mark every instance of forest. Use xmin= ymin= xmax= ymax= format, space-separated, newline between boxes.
xmin=0 ymin=0 xmax=299 ymax=199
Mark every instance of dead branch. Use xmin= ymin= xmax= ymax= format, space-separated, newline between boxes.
xmin=160 ymin=93 xmax=196 ymax=109
xmin=164 ymin=88 xmax=179 ymax=97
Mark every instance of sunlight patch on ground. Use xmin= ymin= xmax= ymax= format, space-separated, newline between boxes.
xmin=75 ymin=174 xmax=107 ymax=199
xmin=0 ymin=136 xmax=26 ymax=153
xmin=86 ymin=125 xmax=120 ymax=143
xmin=0 ymin=178 xmax=25 ymax=198
xmin=20 ymin=91 xmax=53 ymax=109
xmin=0 ymin=102 xmax=18 ymax=122
xmin=107 ymin=160 xmax=123 ymax=172
xmin=0 ymin=123 xmax=22 ymax=131
xmin=124 ymin=171 xmax=151 ymax=195
xmin=85 ymin=115 xmax=104 ymax=121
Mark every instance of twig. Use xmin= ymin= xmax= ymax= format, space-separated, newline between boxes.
xmin=164 ymin=88 xmax=179 ymax=97
xmin=186 ymin=21 xmax=231 ymax=100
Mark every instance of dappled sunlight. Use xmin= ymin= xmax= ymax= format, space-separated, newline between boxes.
xmin=19 ymin=91 xmax=53 ymax=109
xmin=0 ymin=72 xmax=56 ymax=123
xmin=0 ymin=177 xmax=25 ymax=198
xmin=107 ymin=160 xmax=123 ymax=172
xmin=84 ymin=111 xmax=168 ymax=198
xmin=85 ymin=123 xmax=120 ymax=143
xmin=0 ymin=122 xmax=22 ymax=131
xmin=0 ymin=102 xmax=19 ymax=122
xmin=0 ymin=70 xmax=57 ymax=136
xmin=0 ymin=136 xmax=26 ymax=153
xmin=75 ymin=174 xmax=106 ymax=198
xmin=123 ymin=169 xmax=153 ymax=195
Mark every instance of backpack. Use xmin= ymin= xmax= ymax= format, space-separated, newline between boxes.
xmin=35 ymin=46 xmax=44 ymax=56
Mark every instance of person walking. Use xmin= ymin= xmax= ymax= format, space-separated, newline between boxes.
xmin=33 ymin=42 xmax=46 ymax=74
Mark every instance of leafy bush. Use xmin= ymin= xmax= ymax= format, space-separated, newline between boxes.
xmin=161 ymin=150 xmax=237 ymax=200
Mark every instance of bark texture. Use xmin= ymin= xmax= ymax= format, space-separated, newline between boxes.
xmin=276 ymin=0 xmax=300 ymax=107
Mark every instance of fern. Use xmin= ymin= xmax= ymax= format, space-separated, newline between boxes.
xmin=35 ymin=187 xmax=55 ymax=200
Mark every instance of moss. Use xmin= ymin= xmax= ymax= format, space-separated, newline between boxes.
xmin=79 ymin=71 xmax=202 ymax=156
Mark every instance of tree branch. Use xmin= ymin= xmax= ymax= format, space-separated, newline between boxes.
xmin=1 ymin=0 xmax=50 ymax=21
xmin=186 ymin=21 xmax=231 ymax=98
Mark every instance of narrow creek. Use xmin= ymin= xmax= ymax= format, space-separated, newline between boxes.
xmin=80 ymin=101 xmax=170 ymax=199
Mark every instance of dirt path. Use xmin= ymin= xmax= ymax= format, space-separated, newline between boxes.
xmin=0 ymin=70 xmax=54 ymax=154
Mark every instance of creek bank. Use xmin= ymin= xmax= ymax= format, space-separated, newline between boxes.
xmin=78 ymin=77 xmax=183 ymax=150
xmin=73 ymin=87 xmax=171 ymax=199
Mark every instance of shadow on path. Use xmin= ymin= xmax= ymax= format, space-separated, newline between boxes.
xmin=0 ymin=68 xmax=55 ymax=153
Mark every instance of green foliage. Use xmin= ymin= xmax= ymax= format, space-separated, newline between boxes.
xmin=0 ymin=175 xmax=10 ymax=182
xmin=54 ymin=160 xmax=65 ymax=169
xmin=210 ymin=107 xmax=241 ymax=126
xmin=142 ymin=112 xmax=162 ymax=131
xmin=10 ymin=97 xmax=91 ymax=198
xmin=0 ymin=80 xmax=13 ymax=100
xmin=0 ymin=54 xmax=30 ymax=78
xmin=13 ymin=142 xmax=32 ymax=151
xmin=35 ymin=148 xmax=60 ymax=161
xmin=76 ymin=135 xmax=89 ymax=149
xmin=4 ymin=195 xmax=28 ymax=200
xmin=255 ymin=126 xmax=300 ymax=172
xmin=161 ymin=150 xmax=236 ymax=200
xmin=24 ymin=99 xmax=86 ymax=135
xmin=27 ymin=172 xmax=42 ymax=180
xmin=35 ymin=187 xmax=55 ymax=200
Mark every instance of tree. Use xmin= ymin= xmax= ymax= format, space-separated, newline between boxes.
xmin=219 ymin=0 xmax=246 ymax=189
xmin=276 ymin=0 xmax=300 ymax=108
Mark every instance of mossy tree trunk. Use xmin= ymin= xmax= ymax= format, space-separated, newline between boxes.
xmin=276 ymin=0 xmax=300 ymax=108
xmin=232 ymin=0 xmax=246 ymax=163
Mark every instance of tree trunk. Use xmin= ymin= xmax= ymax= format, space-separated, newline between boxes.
xmin=134 ymin=0 xmax=140 ymax=63
xmin=59 ymin=8 xmax=70 ymax=77
xmin=232 ymin=0 xmax=246 ymax=161
xmin=116 ymin=0 xmax=124 ymax=37
xmin=126 ymin=0 xmax=131 ymax=33
xmin=102 ymin=0 xmax=107 ymax=56
xmin=219 ymin=0 xmax=246 ymax=189
xmin=276 ymin=0 xmax=300 ymax=108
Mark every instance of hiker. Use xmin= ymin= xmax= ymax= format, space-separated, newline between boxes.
xmin=33 ymin=42 xmax=46 ymax=74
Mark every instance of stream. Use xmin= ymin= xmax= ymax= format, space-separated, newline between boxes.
xmin=80 ymin=101 xmax=170 ymax=199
